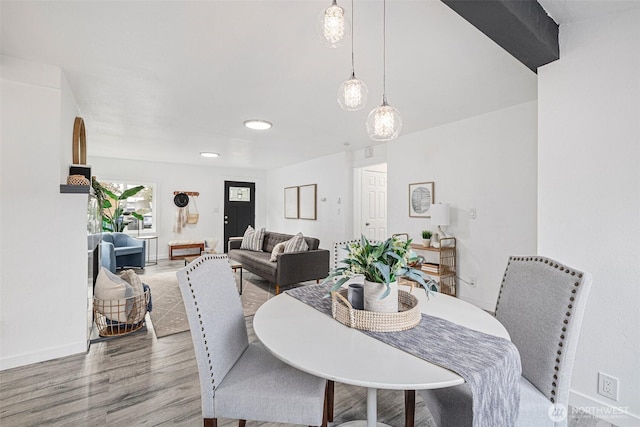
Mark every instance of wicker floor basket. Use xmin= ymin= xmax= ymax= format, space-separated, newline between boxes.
xmin=93 ymin=291 xmax=149 ymax=337
xmin=331 ymin=289 xmax=421 ymax=332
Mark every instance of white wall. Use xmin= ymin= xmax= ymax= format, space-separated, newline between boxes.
xmin=538 ymin=10 xmax=640 ymax=424
xmin=88 ymin=156 xmax=267 ymax=257
xmin=1 ymin=56 xmax=88 ymax=369
xmin=265 ymin=151 xmax=353 ymax=250
xmin=387 ymin=101 xmax=538 ymax=310
xmin=265 ymin=102 xmax=538 ymax=311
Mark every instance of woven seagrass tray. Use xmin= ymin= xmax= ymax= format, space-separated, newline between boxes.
xmin=331 ymin=289 xmax=421 ymax=332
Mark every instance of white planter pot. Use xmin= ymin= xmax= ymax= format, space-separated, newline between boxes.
xmin=422 ymin=238 xmax=431 ymax=247
xmin=363 ymin=279 xmax=398 ymax=313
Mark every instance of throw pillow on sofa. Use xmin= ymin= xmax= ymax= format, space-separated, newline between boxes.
xmin=94 ymin=267 xmax=134 ymax=323
xmin=270 ymin=241 xmax=286 ymax=262
xmin=240 ymin=225 xmax=265 ymax=251
xmin=284 ymin=232 xmax=309 ymax=253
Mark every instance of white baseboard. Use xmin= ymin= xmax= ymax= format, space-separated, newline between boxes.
xmin=0 ymin=341 xmax=87 ymax=371
xmin=570 ymin=389 xmax=640 ymax=426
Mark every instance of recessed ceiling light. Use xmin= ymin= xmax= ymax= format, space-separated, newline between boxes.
xmin=200 ymin=152 xmax=220 ymax=158
xmin=243 ymin=119 xmax=272 ymax=130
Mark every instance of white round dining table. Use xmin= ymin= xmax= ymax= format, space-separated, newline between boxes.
xmin=253 ymin=287 xmax=509 ymax=427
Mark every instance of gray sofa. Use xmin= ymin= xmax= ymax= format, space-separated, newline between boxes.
xmin=228 ymin=231 xmax=330 ymax=294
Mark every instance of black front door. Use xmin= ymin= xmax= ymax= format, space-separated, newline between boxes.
xmin=223 ymin=181 xmax=256 ymax=252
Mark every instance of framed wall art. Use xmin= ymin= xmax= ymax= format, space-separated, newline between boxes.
xmin=284 ymin=186 xmax=299 ymax=219
xmin=298 ymin=184 xmax=317 ymax=220
xmin=408 ymin=181 xmax=434 ymax=217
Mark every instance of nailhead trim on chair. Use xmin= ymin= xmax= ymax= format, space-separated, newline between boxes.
xmin=184 ymin=254 xmax=231 ymax=397
xmin=333 ymin=240 xmax=354 ymax=267
xmin=495 ymin=256 xmax=584 ymax=404
xmin=333 ymin=239 xmax=380 ymax=267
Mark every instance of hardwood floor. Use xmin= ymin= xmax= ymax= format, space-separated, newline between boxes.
xmin=0 ymin=260 xmax=616 ymax=427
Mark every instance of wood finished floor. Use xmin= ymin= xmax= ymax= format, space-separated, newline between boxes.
xmin=0 ymin=260 xmax=616 ymax=427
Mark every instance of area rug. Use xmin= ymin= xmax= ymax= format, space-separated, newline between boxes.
xmin=144 ymin=271 xmax=272 ymax=338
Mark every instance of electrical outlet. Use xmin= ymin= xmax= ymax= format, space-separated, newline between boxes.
xmin=598 ymin=372 xmax=619 ymax=401
xmin=468 ymin=277 xmax=476 ymax=287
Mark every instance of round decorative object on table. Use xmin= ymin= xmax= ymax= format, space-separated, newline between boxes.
xmin=331 ymin=288 xmax=420 ymax=332
xmin=67 ymin=174 xmax=90 ymax=186
xmin=364 ymin=279 xmax=398 ymax=312
xmin=173 ymin=192 xmax=189 ymax=208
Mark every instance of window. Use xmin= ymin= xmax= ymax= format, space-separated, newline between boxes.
xmin=229 ymin=186 xmax=251 ymax=202
xmin=98 ymin=180 xmax=156 ymax=234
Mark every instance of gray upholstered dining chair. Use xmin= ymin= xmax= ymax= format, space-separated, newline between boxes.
xmin=405 ymin=255 xmax=593 ymax=427
xmin=333 ymin=238 xmax=380 ymax=269
xmin=177 ymin=254 xmax=329 ymax=427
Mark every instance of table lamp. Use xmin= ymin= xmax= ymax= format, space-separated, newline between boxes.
xmin=429 ymin=203 xmax=450 ymax=248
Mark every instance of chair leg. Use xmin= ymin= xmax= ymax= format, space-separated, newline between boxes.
xmin=238 ymin=421 xmax=246 ymax=427
xmin=320 ymin=386 xmax=328 ymax=427
xmin=327 ymin=380 xmax=335 ymax=422
xmin=275 ymin=284 xmax=280 ymax=295
xmin=204 ymin=419 xmax=216 ymax=427
xmin=404 ymin=390 xmax=415 ymax=427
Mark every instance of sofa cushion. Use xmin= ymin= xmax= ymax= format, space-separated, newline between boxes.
xmin=284 ymin=233 xmax=309 ymax=253
xmin=114 ymin=246 xmax=143 ymax=256
xmin=229 ymin=249 xmax=277 ymax=281
xmin=270 ymin=242 xmax=286 ymax=262
xmin=263 ymin=232 xmax=293 ymax=253
xmin=94 ymin=267 xmax=134 ymax=322
xmin=240 ymin=226 xmax=265 ymax=251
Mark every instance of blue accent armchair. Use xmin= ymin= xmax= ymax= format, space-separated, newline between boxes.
xmin=101 ymin=232 xmax=146 ymax=272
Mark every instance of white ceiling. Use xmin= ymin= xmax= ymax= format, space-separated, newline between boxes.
xmin=539 ymin=0 xmax=639 ymax=24
xmin=2 ymin=0 xmax=543 ymax=170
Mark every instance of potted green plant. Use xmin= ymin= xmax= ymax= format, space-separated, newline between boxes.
xmin=421 ymin=230 xmax=433 ymax=247
xmin=92 ymin=179 xmax=145 ymax=232
xmin=324 ymin=235 xmax=435 ymax=312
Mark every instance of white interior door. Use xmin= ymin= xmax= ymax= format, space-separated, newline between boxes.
xmin=361 ymin=169 xmax=387 ymax=240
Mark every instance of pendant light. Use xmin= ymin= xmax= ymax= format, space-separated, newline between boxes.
xmin=318 ymin=0 xmax=348 ymax=48
xmin=366 ymin=0 xmax=402 ymax=141
xmin=337 ymin=0 xmax=368 ymax=111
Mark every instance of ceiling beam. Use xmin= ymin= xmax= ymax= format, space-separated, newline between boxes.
xmin=442 ymin=0 xmax=559 ymax=73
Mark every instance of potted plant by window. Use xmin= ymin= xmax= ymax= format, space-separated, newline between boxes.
xmin=92 ymin=179 xmax=145 ymax=232
xmin=421 ymin=230 xmax=432 ymax=247
xmin=324 ymin=235 xmax=435 ymax=312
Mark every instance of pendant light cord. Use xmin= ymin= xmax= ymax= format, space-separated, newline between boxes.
xmin=350 ymin=0 xmax=355 ymax=76
xmin=382 ymin=0 xmax=387 ymax=103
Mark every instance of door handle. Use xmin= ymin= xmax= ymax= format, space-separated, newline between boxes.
xmin=365 ymin=222 xmax=370 ymax=226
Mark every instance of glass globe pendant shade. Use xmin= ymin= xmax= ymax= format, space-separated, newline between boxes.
xmin=366 ymin=99 xmax=402 ymax=141
xmin=317 ymin=0 xmax=348 ymax=48
xmin=338 ymin=73 xmax=368 ymax=111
